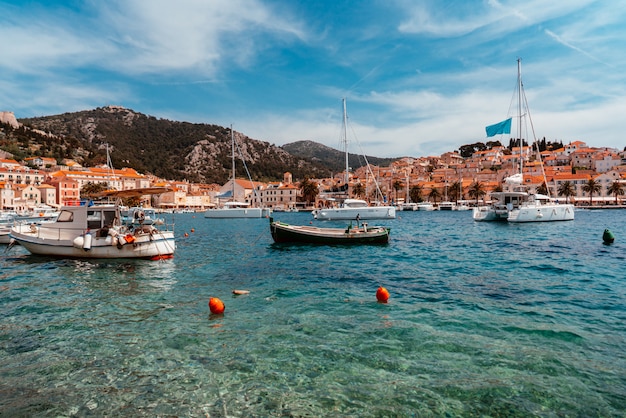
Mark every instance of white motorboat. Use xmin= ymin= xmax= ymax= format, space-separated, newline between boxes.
xmin=10 ymin=200 xmax=175 ymax=259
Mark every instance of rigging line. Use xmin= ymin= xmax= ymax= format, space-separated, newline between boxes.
xmin=521 ymin=80 xmax=551 ymax=198
xmin=232 ymin=131 xmax=261 ymax=200
xmin=346 ymin=120 xmax=385 ymax=201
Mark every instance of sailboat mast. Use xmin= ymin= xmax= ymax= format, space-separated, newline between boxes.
xmin=231 ymin=125 xmax=235 ymax=202
xmin=517 ymin=58 xmax=523 ymax=176
xmin=342 ymin=98 xmax=349 ymax=186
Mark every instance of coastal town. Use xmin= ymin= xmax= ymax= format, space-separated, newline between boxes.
xmin=0 ymin=106 xmax=624 ymax=212
xmin=1 ymin=130 xmax=624 ymax=213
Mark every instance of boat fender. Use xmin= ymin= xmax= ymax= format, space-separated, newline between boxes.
xmin=83 ymin=233 xmax=92 ymax=251
xmin=73 ymin=236 xmax=85 ymax=248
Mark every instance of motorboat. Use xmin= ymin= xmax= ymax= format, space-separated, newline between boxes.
xmin=10 ymin=200 xmax=175 ymax=259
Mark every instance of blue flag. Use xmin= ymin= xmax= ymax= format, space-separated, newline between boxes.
xmin=485 ymin=118 xmax=512 ymax=137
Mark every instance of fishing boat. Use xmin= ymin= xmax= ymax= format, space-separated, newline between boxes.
xmin=204 ymin=125 xmax=268 ymax=219
xmin=472 ymin=59 xmax=574 ymax=223
xmin=269 ymin=217 xmax=390 ymax=244
xmin=312 ymin=99 xmax=396 ymax=221
xmin=10 ymin=189 xmax=175 ymax=259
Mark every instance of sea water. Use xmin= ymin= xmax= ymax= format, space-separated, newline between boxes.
xmin=1 ymin=209 xmax=625 ymax=417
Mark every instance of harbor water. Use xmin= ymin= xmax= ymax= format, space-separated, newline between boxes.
xmin=1 ymin=209 xmax=625 ymax=416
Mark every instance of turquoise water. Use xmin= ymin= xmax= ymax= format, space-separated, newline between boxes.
xmin=1 ymin=209 xmax=625 ymax=417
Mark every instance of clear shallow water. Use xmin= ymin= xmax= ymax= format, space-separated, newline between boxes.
xmin=1 ymin=210 xmax=625 ymax=417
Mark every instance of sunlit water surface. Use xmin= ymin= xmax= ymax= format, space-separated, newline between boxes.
xmin=1 ymin=209 xmax=625 ymax=417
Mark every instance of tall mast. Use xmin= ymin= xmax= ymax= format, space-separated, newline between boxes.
xmin=231 ymin=124 xmax=235 ymax=202
xmin=517 ymin=58 xmax=523 ymax=176
xmin=342 ymin=98 xmax=349 ymax=185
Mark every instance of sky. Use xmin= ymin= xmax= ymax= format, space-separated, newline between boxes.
xmin=1 ymin=0 xmax=625 ymax=158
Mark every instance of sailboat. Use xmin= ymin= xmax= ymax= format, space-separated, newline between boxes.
xmin=473 ymin=59 xmax=574 ymax=223
xmin=204 ymin=126 xmax=269 ymax=219
xmin=312 ymin=99 xmax=396 ymax=221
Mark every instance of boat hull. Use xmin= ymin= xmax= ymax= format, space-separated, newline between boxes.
xmin=313 ymin=206 xmax=396 ymax=220
xmin=204 ymin=208 xmax=267 ymax=218
xmin=270 ymin=220 xmax=390 ymax=244
xmin=472 ymin=206 xmax=509 ymax=222
xmin=10 ymin=228 xmax=176 ymax=259
xmin=507 ymin=204 xmax=575 ymax=222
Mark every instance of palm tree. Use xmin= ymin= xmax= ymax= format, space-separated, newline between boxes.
xmin=299 ymin=177 xmax=319 ymax=207
xmin=409 ymin=185 xmax=423 ymax=203
xmin=557 ymin=181 xmax=576 ymax=204
xmin=581 ymin=178 xmax=602 ymax=206
xmin=607 ymin=180 xmax=625 ymax=205
xmin=392 ymin=180 xmax=403 ymax=203
xmin=536 ymin=182 xmax=548 ymax=195
xmin=352 ymin=182 xmax=365 ymax=199
xmin=429 ymin=188 xmax=442 ymax=203
xmin=468 ymin=181 xmax=486 ymax=205
xmin=449 ymin=181 xmax=462 ymax=202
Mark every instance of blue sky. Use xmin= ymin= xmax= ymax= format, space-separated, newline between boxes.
xmin=1 ymin=0 xmax=625 ymax=158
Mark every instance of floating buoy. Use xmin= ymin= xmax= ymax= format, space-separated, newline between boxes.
xmin=209 ymin=297 xmax=225 ymax=314
xmin=603 ymin=228 xmax=615 ymax=244
xmin=184 ymin=232 xmax=189 ymax=237
xmin=191 ymin=228 xmax=195 ymax=233
xmin=376 ymin=286 xmax=390 ymax=303
xmin=233 ymin=289 xmax=250 ymax=295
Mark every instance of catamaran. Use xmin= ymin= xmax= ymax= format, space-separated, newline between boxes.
xmin=473 ymin=59 xmax=574 ymax=223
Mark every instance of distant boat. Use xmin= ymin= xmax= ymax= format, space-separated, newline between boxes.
xmin=10 ymin=190 xmax=175 ymax=259
xmin=0 ymin=206 xmax=59 ymax=244
xmin=270 ymin=217 xmax=390 ymax=245
xmin=473 ymin=59 xmax=574 ymax=223
xmin=438 ymin=201 xmax=456 ymax=211
xmin=312 ymin=99 xmax=396 ymax=221
xmin=122 ymin=207 xmax=164 ymax=226
xmin=313 ymin=198 xmax=396 ymax=220
xmin=204 ymin=126 xmax=269 ymax=219
xmin=416 ymin=202 xmax=435 ymax=211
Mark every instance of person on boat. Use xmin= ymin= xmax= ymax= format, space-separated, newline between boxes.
xmin=356 ymin=213 xmax=361 ymax=227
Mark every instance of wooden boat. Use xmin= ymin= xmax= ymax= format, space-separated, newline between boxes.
xmin=269 ymin=217 xmax=390 ymax=244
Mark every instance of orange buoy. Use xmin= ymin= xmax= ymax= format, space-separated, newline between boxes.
xmin=209 ymin=297 xmax=225 ymax=314
xmin=184 ymin=232 xmax=189 ymax=237
xmin=376 ymin=286 xmax=390 ymax=303
xmin=191 ymin=228 xmax=195 ymax=233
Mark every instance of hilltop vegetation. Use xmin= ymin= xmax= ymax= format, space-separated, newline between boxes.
xmin=0 ymin=106 xmax=406 ymax=184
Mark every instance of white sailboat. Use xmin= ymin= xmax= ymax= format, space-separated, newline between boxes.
xmin=204 ymin=126 xmax=267 ymax=219
xmin=313 ymin=99 xmax=396 ymax=221
xmin=473 ymin=59 xmax=574 ymax=223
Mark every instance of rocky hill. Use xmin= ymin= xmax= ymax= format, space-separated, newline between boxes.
xmin=7 ymin=106 xmax=337 ymax=184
